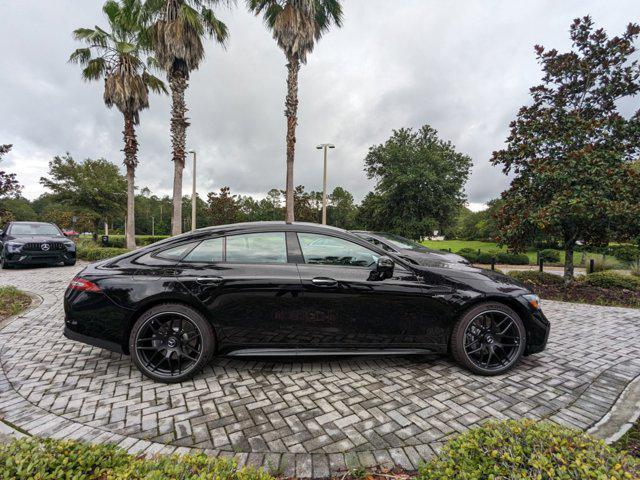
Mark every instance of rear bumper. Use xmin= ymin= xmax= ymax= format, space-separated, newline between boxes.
xmin=63 ymin=325 xmax=124 ymax=354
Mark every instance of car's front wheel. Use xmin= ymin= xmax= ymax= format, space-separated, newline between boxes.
xmin=0 ymin=253 xmax=11 ymax=269
xmin=129 ymin=304 xmax=215 ymax=383
xmin=450 ymin=302 xmax=526 ymax=375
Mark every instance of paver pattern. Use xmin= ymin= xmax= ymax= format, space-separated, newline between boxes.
xmin=1 ymin=263 xmax=640 ymax=476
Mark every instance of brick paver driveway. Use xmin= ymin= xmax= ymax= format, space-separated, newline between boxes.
xmin=1 ymin=263 xmax=640 ymax=476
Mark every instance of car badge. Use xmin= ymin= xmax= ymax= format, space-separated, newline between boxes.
xmin=41 ymin=244 xmax=50 ymax=251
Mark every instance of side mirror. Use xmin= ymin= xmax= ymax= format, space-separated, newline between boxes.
xmin=375 ymin=255 xmax=395 ymax=280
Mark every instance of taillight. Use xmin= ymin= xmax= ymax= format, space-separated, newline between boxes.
xmin=69 ymin=277 xmax=101 ymax=292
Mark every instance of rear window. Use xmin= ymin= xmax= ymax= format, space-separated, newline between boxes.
xmin=183 ymin=238 xmax=224 ymax=263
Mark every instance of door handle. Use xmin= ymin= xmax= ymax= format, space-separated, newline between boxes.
xmin=311 ymin=277 xmax=338 ymax=287
xmin=196 ymin=276 xmax=223 ymax=285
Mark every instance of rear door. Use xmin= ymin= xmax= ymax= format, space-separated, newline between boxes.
xmin=176 ymin=231 xmax=303 ymax=349
xmin=294 ymin=232 xmax=437 ymax=348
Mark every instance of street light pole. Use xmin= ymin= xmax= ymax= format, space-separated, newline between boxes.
xmin=316 ymin=143 xmax=335 ymax=225
xmin=188 ymin=150 xmax=196 ymax=231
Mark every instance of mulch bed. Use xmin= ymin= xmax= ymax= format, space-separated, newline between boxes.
xmin=521 ymin=283 xmax=640 ymax=309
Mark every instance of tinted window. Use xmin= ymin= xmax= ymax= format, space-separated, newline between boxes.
xmin=155 ymin=243 xmax=196 ymax=261
xmin=364 ymin=236 xmax=394 ymax=252
xmin=298 ymin=233 xmax=379 ymax=267
xmin=226 ymin=232 xmax=287 ymax=264
xmin=9 ymin=223 xmax=61 ymax=236
xmin=183 ymin=238 xmax=223 ymax=263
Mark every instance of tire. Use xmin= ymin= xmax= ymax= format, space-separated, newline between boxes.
xmin=0 ymin=254 xmax=10 ymax=269
xmin=129 ymin=303 xmax=215 ymax=383
xmin=450 ymin=302 xmax=526 ymax=376
xmin=64 ymin=259 xmax=77 ymax=266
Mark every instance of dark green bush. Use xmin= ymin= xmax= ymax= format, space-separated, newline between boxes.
xmin=583 ymin=271 xmax=640 ymax=291
xmin=508 ymin=270 xmax=565 ymax=286
xmin=456 ymin=248 xmax=478 ymax=263
xmin=612 ymin=245 xmax=640 ymax=263
xmin=476 ymin=250 xmax=498 ymax=264
xmin=102 ymin=235 xmax=169 ymax=248
xmin=0 ymin=438 xmax=274 ymax=480
xmin=417 ymin=419 xmax=640 ymax=480
xmin=538 ymin=248 xmax=561 ymax=263
xmin=496 ymin=251 xmax=530 ymax=265
xmin=77 ymin=246 xmax=130 ymax=261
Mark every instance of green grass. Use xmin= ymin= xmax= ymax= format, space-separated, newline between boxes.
xmin=421 ymin=239 xmax=624 ymax=268
xmin=0 ymin=286 xmax=31 ymax=320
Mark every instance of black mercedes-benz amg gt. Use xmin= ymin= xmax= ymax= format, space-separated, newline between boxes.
xmin=64 ymin=222 xmax=549 ymax=383
xmin=1 ymin=221 xmax=76 ymax=269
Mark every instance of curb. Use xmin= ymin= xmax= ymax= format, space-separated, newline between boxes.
xmin=587 ymin=373 xmax=640 ymax=444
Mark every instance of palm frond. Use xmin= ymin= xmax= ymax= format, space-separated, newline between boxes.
xmin=142 ymin=71 xmax=168 ymax=94
xmin=179 ymin=3 xmax=205 ymax=34
xmin=103 ymin=0 xmax=121 ymax=24
xmin=73 ymin=27 xmax=109 ymax=47
xmin=315 ymin=0 xmax=342 ymax=37
xmin=116 ymin=40 xmax=137 ymax=54
xmin=82 ymin=58 xmax=107 ymax=80
xmin=201 ymin=7 xmax=229 ymax=45
xmin=69 ymin=48 xmax=92 ymax=64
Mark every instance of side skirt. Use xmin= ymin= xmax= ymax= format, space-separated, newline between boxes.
xmin=226 ymin=348 xmax=436 ymax=357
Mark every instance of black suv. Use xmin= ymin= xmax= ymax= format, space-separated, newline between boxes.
xmin=0 ymin=221 xmax=76 ymax=269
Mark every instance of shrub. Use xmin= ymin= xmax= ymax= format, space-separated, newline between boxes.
xmin=99 ymin=235 xmax=169 ymax=248
xmin=77 ymin=245 xmax=130 ymax=261
xmin=496 ymin=251 xmax=529 ymax=265
xmin=508 ymin=270 xmax=565 ymax=286
xmin=591 ymin=257 xmax=619 ymax=272
xmin=417 ymin=419 xmax=640 ymax=480
xmin=538 ymin=248 xmax=561 ymax=263
xmin=0 ymin=437 xmax=274 ymax=480
xmin=583 ymin=271 xmax=640 ymax=291
xmin=612 ymin=245 xmax=640 ymax=263
xmin=456 ymin=248 xmax=478 ymax=263
xmin=632 ymin=264 xmax=640 ymax=278
xmin=477 ymin=249 xmax=499 ymax=264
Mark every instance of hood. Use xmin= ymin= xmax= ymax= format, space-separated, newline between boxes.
xmin=395 ymin=248 xmax=470 ymax=267
xmin=408 ymin=261 xmax=532 ymax=297
xmin=5 ymin=234 xmax=67 ymax=243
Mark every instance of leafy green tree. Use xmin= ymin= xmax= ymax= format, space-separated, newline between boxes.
xmin=40 ymin=155 xmax=127 ymax=232
xmin=0 ymin=144 xmax=21 ymax=199
xmin=491 ymin=17 xmax=640 ymax=281
xmin=0 ymin=198 xmax=38 ymax=222
xmin=146 ymin=0 xmax=229 ymax=235
xmin=247 ymin=0 xmax=342 ymax=223
xmin=327 ymin=186 xmax=356 ymax=229
xmin=363 ymin=125 xmax=472 ymax=239
xmin=70 ymin=0 xmax=165 ymax=248
xmin=206 ymin=186 xmax=241 ymax=225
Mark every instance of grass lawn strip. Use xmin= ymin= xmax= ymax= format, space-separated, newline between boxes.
xmin=0 ymin=286 xmax=31 ymax=321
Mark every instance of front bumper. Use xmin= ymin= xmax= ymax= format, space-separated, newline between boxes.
xmin=4 ymin=250 xmax=75 ymax=265
xmin=524 ymin=308 xmax=550 ymax=355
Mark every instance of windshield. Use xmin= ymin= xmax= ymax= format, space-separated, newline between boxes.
xmin=374 ymin=232 xmax=434 ymax=251
xmin=9 ymin=223 xmax=62 ymax=236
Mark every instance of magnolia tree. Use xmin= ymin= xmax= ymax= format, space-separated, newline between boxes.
xmin=492 ymin=17 xmax=640 ymax=281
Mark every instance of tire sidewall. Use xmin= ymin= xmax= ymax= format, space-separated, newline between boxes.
xmin=129 ymin=304 xmax=215 ymax=383
xmin=452 ymin=302 xmax=526 ymax=375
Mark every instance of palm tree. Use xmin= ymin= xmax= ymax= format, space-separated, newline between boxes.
xmin=145 ymin=0 xmax=229 ymax=235
xmin=247 ymin=0 xmax=342 ymax=223
xmin=70 ymin=0 xmax=166 ymax=249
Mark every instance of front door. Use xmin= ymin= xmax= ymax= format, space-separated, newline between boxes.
xmin=295 ymin=232 xmax=438 ymax=348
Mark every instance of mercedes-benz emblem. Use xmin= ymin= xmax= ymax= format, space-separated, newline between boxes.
xmin=41 ymin=244 xmax=50 ymax=251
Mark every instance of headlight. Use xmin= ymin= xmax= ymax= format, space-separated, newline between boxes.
xmin=63 ymin=241 xmax=76 ymax=250
xmin=523 ymin=294 xmax=541 ymax=310
xmin=4 ymin=242 xmax=23 ymax=252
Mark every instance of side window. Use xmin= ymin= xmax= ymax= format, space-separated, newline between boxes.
xmin=226 ymin=232 xmax=287 ymax=264
xmin=298 ymin=233 xmax=379 ymax=267
xmin=366 ymin=236 xmax=394 ymax=252
xmin=183 ymin=238 xmax=223 ymax=263
xmin=155 ymin=242 xmax=197 ymax=261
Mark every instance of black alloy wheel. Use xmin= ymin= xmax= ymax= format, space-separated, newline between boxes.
xmin=450 ymin=302 xmax=526 ymax=375
xmin=0 ymin=253 xmax=9 ymax=269
xmin=129 ymin=304 xmax=215 ymax=383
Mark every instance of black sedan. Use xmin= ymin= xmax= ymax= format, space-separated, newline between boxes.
xmin=1 ymin=221 xmax=76 ymax=269
xmin=64 ymin=222 xmax=549 ymax=383
xmin=352 ymin=230 xmax=469 ymax=266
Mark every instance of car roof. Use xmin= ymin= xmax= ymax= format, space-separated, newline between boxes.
xmin=10 ymin=221 xmax=55 ymax=225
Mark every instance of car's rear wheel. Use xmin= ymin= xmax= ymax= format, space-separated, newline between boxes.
xmin=450 ymin=302 xmax=526 ymax=375
xmin=129 ymin=304 xmax=215 ymax=383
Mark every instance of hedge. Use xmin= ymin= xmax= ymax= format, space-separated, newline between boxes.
xmin=417 ymin=419 xmax=639 ymax=480
xmin=456 ymin=248 xmax=529 ymax=265
xmin=582 ymin=271 xmax=640 ymax=291
xmin=77 ymin=245 xmax=130 ymax=261
xmin=102 ymin=235 xmax=169 ymax=248
xmin=538 ymin=248 xmax=561 ymax=263
xmin=0 ymin=438 xmax=274 ymax=480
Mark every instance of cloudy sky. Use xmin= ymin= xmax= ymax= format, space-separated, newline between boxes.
xmin=1 ymin=1 xmax=639 ymax=211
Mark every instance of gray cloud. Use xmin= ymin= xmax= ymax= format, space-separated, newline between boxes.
xmin=1 ymin=0 xmax=639 ymax=208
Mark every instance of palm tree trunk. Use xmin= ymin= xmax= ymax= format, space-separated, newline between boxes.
xmin=169 ymin=69 xmax=190 ymax=236
xmin=123 ymin=113 xmax=137 ymax=250
xmin=284 ymin=59 xmax=300 ymax=223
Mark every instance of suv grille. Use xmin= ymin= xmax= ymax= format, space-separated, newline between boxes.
xmin=22 ymin=242 xmax=66 ymax=251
